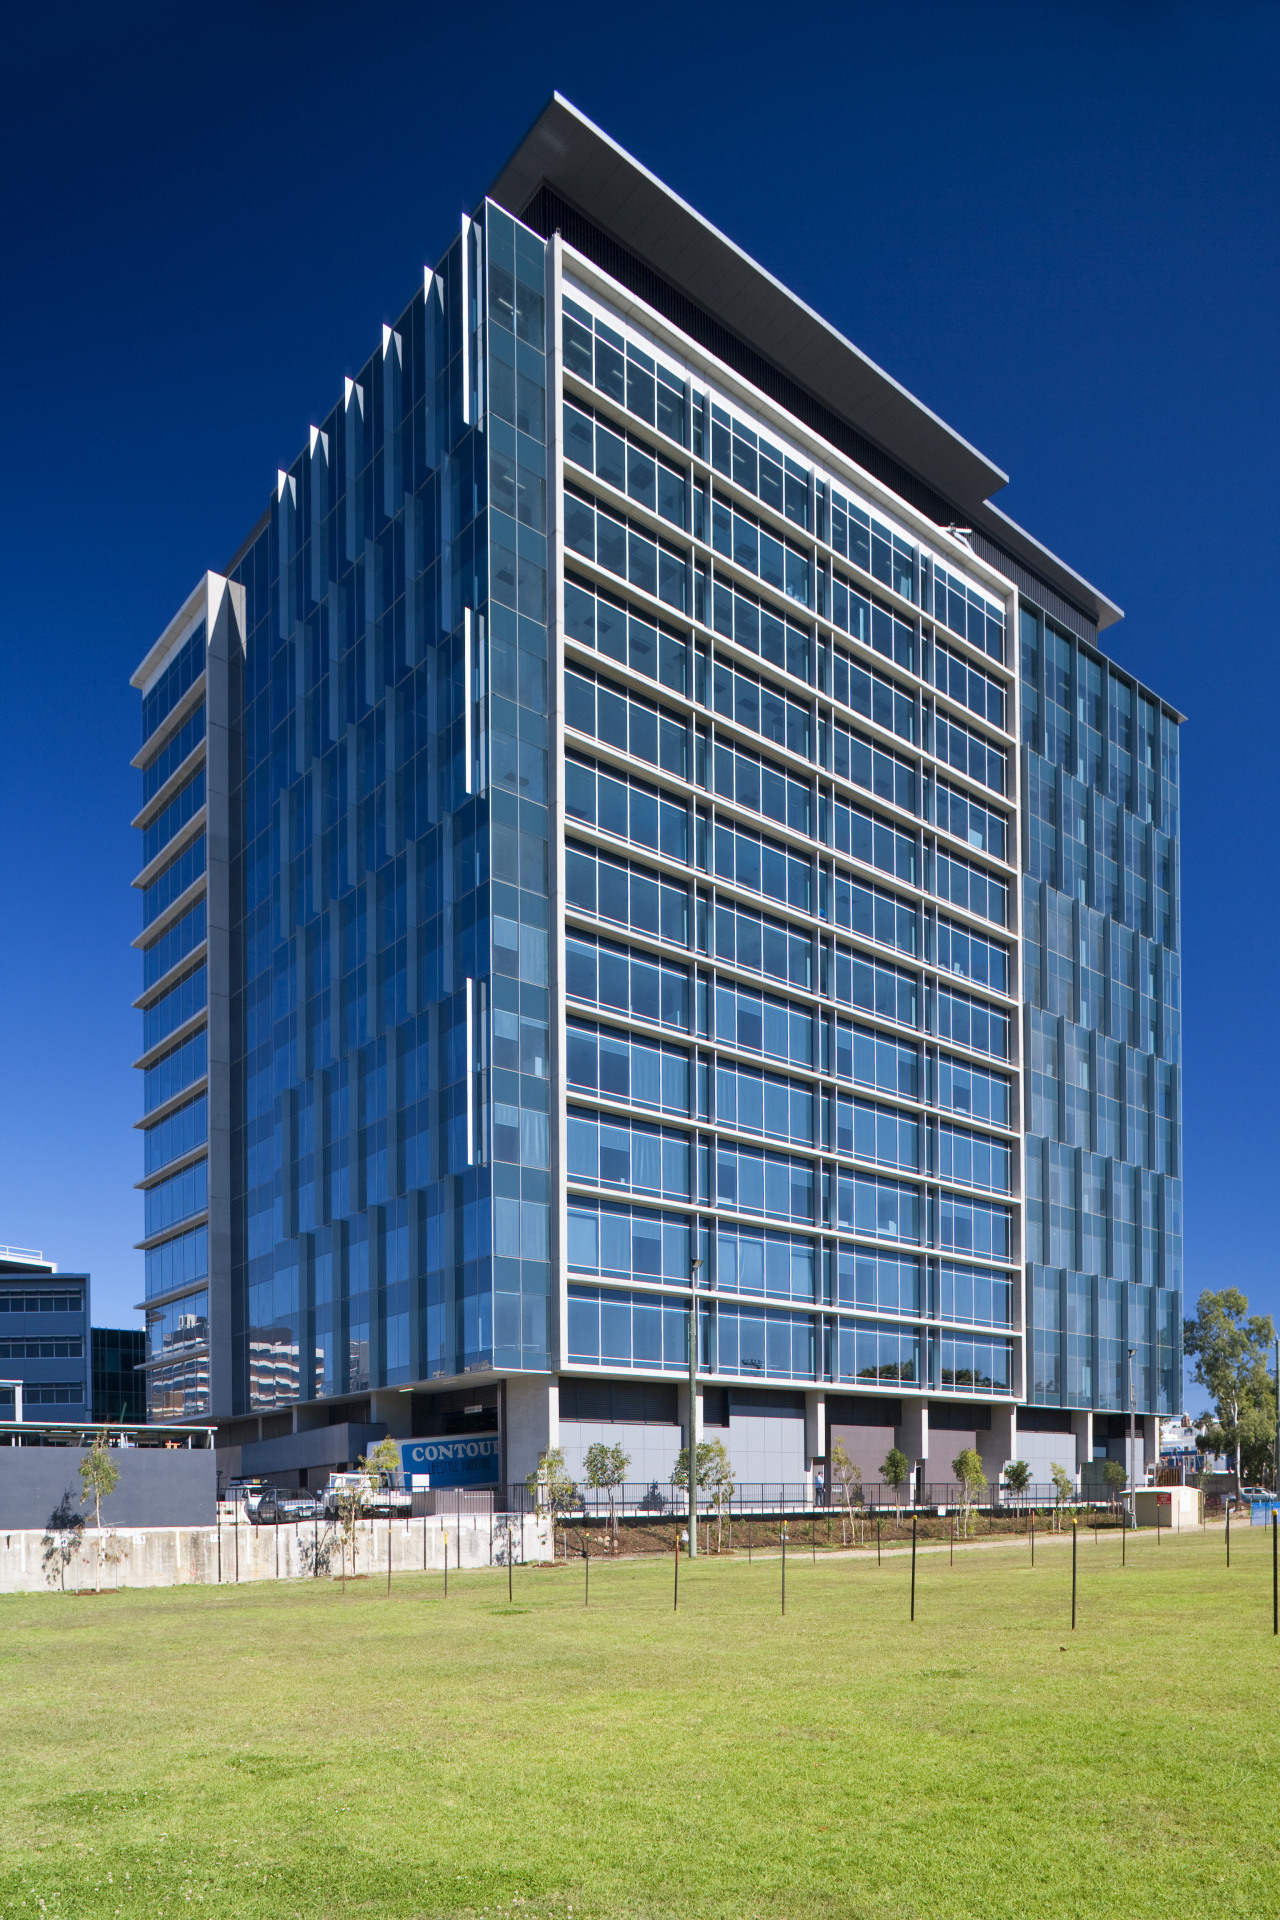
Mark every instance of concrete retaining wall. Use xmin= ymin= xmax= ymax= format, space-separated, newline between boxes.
xmin=0 ymin=1509 xmax=552 ymax=1593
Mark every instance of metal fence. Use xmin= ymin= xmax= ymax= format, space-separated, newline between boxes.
xmin=221 ymin=1477 xmax=1133 ymax=1534
xmin=511 ymin=1479 xmax=1128 ymax=1521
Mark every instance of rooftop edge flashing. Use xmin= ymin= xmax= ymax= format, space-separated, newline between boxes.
xmin=972 ymin=499 xmax=1123 ymax=634
xmin=487 ymin=96 xmax=1007 ymax=503
xmin=131 ymin=578 xmax=209 ymax=692
xmin=488 ymin=93 xmax=1123 ymax=639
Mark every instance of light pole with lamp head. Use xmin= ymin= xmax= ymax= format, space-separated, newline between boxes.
xmin=688 ymin=1255 xmax=702 ymax=1557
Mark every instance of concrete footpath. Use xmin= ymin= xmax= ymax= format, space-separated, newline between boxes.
xmin=0 ymin=1508 xmax=551 ymax=1593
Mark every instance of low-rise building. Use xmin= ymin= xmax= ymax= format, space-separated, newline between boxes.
xmin=0 ymin=1250 xmax=90 ymax=1420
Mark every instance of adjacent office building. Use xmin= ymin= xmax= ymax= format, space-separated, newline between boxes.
xmin=130 ymin=97 xmax=1181 ymax=1493
xmin=92 ymin=1326 xmax=148 ymax=1424
xmin=0 ymin=1251 xmax=91 ymax=1419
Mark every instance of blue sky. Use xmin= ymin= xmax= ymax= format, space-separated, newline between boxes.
xmin=1 ymin=1 xmax=1275 ymax=1400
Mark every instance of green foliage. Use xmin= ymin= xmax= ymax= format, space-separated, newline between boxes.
xmin=79 ymin=1430 xmax=121 ymax=1592
xmin=583 ymin=1441 xmax=630 ymax=1492
xmin=1184 ymin=1288 xmax=1277 ymax=1482
xmin=672 ymin=1441 xmax=735 ymax=1549
xmin=881 ymin=1446 xmax=911 ymax=1528
xmin=41 ymin=1492 xmax=84 ymax=1592
xmin=951 ymin=1448 xmax=986 ymax=1538
xmin=830 ymin=1438 xmax=863 ymax=1545
xmin=830 ymin=1438 xmax=862 ymax=1507
xmin=1049 ymin=1463 xmax=1074 ymax=1525
xmin=362 ymin=1436 xmax=404 ymax=1485
xmin=671 ymin=1439 xmax=731 ymax=1495
xmin=79 ymin=1430 xmax=120 ymax=1527
xmin=1003 ymin=1459 xmax=1032 ymax=1496
xmin=527 ymin=1448 xmax=578 ymax=1558
xmin=331 ymin=1480 xmax=366 ymax=1589
xmin=1102 ymin=1460 xmax=1128 ymax=1495
xmin=880 ymin=1447 xmax=911 ymax=1492
xmin=526 ymin=1447 xmax=577 ymax=1515
xmin=583 ymin=1441 xmax=630 ymax=1545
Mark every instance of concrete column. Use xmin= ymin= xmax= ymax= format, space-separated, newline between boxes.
xmin=1070 ymin=1410 xmax=1094 ymax=1491
xmin=1142 ymin=1414 xmax=1159 ymax=1484
xmin=898 ymin=1401 xmax=929 ymax=1495
xmin=370 ymin=1390 xmax=413 ymax=1439
xmin=505 ymin=1374 xmax=557 ymax=1489
xmin=804 ymin=1390 xmax=826 ymax=1465
xmin=982 ymin=1404 xmax=1016 ymax=1493
xmin=676 ymin=1382 xmax=703 ymax=1453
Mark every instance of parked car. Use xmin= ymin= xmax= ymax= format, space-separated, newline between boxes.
xmin=322 ymin=1470 xmax=412 ymax=1521
xmin=244 ymin=1487 xmax=323 ymax=1524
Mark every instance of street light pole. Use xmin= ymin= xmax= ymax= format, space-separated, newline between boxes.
xmin=1128 ymin=1347 xmax=1137 ymax=1531
xmin=688 ymin=1256 xmax=702 ymax=1559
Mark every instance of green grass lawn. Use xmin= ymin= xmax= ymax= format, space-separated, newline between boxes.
xmin=3 ymin=1524 xmax=1276 ymax=1919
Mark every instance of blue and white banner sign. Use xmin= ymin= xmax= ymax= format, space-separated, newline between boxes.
xmin=401 ymin=1434 xmax=500 ymax=1488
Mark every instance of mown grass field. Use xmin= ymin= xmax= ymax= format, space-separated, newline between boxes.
xmin=2 ymin=1523 xmax=1275 ymax=1919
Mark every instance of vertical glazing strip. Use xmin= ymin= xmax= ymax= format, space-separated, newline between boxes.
xmin=465 ymin=976 xmax=475 ymax=1167
xmin=460 ymin=213 xmax=471 ymax=427
xmin=547 ymin=229 xmax=569 ymax=1377
xmin=474 ymin=215 xmax=485 ymax=431
xmin=463 ymin=607 xmax=473 ymax=795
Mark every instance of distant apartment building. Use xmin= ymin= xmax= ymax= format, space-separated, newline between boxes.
xmin=129 ymin=97 xmax=1182 ymax=1494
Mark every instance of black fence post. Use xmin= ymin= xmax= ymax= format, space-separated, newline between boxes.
xmin=508 ymin=1526 xmax=514 ymax=1605
xmin=1031 ymin=1513 xmax=1035 ymax=1567
xmin=1273 ymin=1512 xmax=1277 ymax=1637
xmin=673 ymin=1535 xmax=679 ymax=1612
xmin=584 ymin=1535 xmax=589 ymax=1608
xmin=910 ymin=1515 xmax=917 ymax=1622
xmin=781 ymin=1524 xmax=787 ymax=1616
xmin=1227 ymin=1505 xmax=1231 ymax=1567
xmin=1071 ymin=1520 xmax=1077 ymax=1631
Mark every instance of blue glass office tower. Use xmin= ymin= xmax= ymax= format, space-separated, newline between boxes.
xmin=130 ymin=97 xmax=1180 ymax=1494
xmin=1018 ymin=609 xmax=1182 ymax=1483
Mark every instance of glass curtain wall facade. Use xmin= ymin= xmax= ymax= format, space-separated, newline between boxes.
xmin=133 ymin=590 xmax=216 ymax=1423
xmin=129 ymin=101 xmax=1181 ymax=1484
xmin=1019 ymin=606 xmax=1182 ymax=1417
xmin=134 ymin=205 xmax=553 ymax=1427
xmin=554 ymin=272 xmax=1023 ymax=1426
